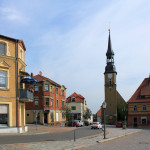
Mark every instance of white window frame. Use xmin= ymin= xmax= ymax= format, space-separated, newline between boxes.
xmin=34 ymin=85 xmax=38 ymax=92
xmin=34 ymin=98 xmax=39 ymax=106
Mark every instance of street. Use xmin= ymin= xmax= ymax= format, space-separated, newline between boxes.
xmin=80 ymin=129 xmax=150 ymax=150
xmin=0 ymin=126 xmax=102 ymax=144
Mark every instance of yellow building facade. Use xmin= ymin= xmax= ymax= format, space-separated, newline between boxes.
xmin=0 ymin=35 xmax=33 ymax=133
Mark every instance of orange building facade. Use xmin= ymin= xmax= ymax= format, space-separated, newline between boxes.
xmin=128 ymin=77 xmax=150 ymax=127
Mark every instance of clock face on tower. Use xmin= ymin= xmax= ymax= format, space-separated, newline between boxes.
xmin=108 ymin=73 xmax=112 ymax=79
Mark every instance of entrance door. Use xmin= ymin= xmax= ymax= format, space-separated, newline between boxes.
xmin=133 ymin=117 xmax=138 ymax=127
xmin=44 ymin=112 xmax=48 ymax=124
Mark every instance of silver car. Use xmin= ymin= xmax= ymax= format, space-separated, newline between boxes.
xmin=91 ymin=122 xmax=102 ymax=129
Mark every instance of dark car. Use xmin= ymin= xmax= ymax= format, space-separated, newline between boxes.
xmin=116 ymin=122 xmax=123 ymax=127
xmin=65 ymin=121 xmax=80 ymax=127
xmin=84 ymin=121 xmax=90 ymax=126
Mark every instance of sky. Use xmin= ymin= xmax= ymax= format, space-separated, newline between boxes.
xmin=0 ymin=0 xmax=150 ymax=113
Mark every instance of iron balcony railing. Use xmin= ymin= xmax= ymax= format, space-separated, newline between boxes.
xmin=19 ymin=89 xmax=33 ymax=102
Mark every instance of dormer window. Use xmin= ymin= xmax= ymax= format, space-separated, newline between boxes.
xmin=0 ymin=43 xmax=6 ymax=56
xmin=71 ymin=97 xmax=76 ymax=102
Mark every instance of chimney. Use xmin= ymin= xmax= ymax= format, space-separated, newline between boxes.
xmin=31 ymin=73 xmax=34 ymax=78
xmin=39 ymin=71 xmax=42 ymax=76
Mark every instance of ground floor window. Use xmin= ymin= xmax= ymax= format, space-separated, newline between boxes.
xmin=51 ymin=112 xmax=54 ymax=122
xmin=0 ymin=104 xmax=8 ymax=126
xmin=141 ymin=117 xmax=147 ymax=125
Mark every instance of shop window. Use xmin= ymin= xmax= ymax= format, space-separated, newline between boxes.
xmin=51 ymin=112 xmax=54 ymax=122
xmin=0 ymin=104 xmax=8 ymax=126
xmin=141 ymin=117 xmax=147 ymax=125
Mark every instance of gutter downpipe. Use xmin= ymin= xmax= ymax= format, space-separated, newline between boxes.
xmin=15 ymin=40 xmax=19 ymax=132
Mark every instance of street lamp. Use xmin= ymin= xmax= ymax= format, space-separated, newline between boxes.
xmin=103 ymin=101 xmax=107 ymax=139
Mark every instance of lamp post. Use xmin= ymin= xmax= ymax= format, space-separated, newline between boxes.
xmin=103 ymin=101 xmax=107 ymax=139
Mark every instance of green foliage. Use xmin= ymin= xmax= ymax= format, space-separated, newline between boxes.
xmin=61 ymin=106 xmax=73 ymax=122
xmin=83 ymin=107 xmax=92 ymax=120
xmin=117 ymin=101 xmax=128 ymax=121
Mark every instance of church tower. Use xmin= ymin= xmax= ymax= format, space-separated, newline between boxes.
xmin=104 ymin=29 xmax=117 ymax=125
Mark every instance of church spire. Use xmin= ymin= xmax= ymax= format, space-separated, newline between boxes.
xmin=106 ymin=29 xmax=114 ymax=56
xmin=104 ymin=29 xmax=117 ymax=74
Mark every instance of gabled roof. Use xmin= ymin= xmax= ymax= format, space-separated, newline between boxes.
xmin=33 ymin=74 xmax=61 ymax=87
xmin=96 ymin=108 xmax=101 ymax=117
xmin=128 ymin=78 xmax=150 ymax=103
xmin=0 ymin=34 xmax=26 ymax=51
xmin=66 ymin=92 xmax=85 ymax=103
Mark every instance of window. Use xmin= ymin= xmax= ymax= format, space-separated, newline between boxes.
xmin=61 ymin=100 xmax=65 ymax=108
xmin=61 ymin=90 xmax=64 ymax=96
xmin=71 ymin=106 xmax=76 ymax=110
xmin=56 ymin=100 xmax=59 ymax=107
xmin=0 ymin=71 xmax=7 ymax=88
xmin=34 ymin=85 xmax=38 ymax=92
xmin=45 ymin=98 xmax=49 ymax=106
xmin=20 ymin=49 xmax=22 ymax=59
xmin=0 ymin=43 xmax=6 ymax=55
xmin=51 ymin=112 xmax=54 ymax=122
xmin=0 ymin=104 xmax=8 ymax=125
xmin=133 ymin=105 xmax=137 ymax=112
xmin=45 ymin=84 xmax=49 ymax=91
xmin=142 ymin=105 xmax=147 ymax=111
xmin=141 ymin=117 xmax=147 ymax=125
xmin=51 ymin=97 xmax=53 ymax=106
xmin=56 ymin=88 xmax=58 ymax=94
xmin=71 ymin=97 xmax=76 ymax=102
xmin=62 ymin=112 xmax=65 ymax=118
xmin=50 ymin=86 xmax=53 ymax=93
xmin=34 ymin=98 xmax=39 ymax=106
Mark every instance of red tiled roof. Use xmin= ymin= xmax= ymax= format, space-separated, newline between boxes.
xmin=128 ymin=78 xmax=150 ymax=103
xmin=96 ymin=108 xmax=101 ymax=117
xmin=33 ymin=74 xmax=61 ymax=87
xmin=66 ymin=92 xmax=85 ymax=103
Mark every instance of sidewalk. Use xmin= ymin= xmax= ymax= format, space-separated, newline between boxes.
xmin=0 ymin=126 xmax=141 ymax=150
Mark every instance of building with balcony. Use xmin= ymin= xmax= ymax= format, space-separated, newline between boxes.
xmin=25 ymin=72 xmax=66 ymax=126
xmin=128 ymin=76 xmax=150 ymax=127
xmin=0 ymin=35 xmax=33 ymax=133
xmin=66 ymin=92 xmax=87 ymax=121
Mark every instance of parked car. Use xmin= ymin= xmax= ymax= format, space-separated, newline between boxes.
xmin=84 ymin=121 xmax=90 ymax=126
xmin=116 ymin=122 xmax=123 ymax=127
xmin=91 ymin=122 xmax=102 ymax=129
xmin=74 ymin=120 xmax=84 ymax=126
xmin=65 ymin=121 xmax=80 ymax=127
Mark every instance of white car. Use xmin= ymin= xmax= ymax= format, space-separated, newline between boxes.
xmin=91 ymin=122 xmax=102 ymax=129
xmin=74 ymin=120 xmax=84 ymax=126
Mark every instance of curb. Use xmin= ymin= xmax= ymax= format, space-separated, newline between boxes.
xmin=96 ymin=130 xmax=141 ymax=143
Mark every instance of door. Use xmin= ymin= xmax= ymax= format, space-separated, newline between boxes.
xmin=44 ymin=112 xmax=48 ymax=123
xmin=133 ymin=117 xmax=138 ymax=127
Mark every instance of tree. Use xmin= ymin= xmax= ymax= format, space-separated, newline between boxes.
xmin=61 ymin=106 xmax=73 ymax=122
xmin=117 ymin=101 xmax=128 ymax=122
xmin=83 ymin=107 xmax=92 ymax=120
